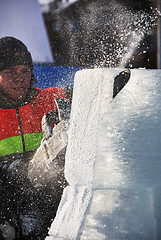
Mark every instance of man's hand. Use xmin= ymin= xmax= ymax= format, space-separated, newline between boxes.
xmin=28 ymin=97 xmax=72 ymax=188
xmin=28 ymin=120 xmax=68 ymax=187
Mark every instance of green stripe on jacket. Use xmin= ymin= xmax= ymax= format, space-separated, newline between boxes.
xmin=0 ymin=133 xmax=43 ymax=158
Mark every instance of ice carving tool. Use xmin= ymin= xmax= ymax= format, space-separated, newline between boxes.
xmin=113 ymin=68 xmax=131 ymax=98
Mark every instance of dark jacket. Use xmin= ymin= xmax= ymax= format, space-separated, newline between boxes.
xmin=0 ymin=86 xmax=67 ymax=240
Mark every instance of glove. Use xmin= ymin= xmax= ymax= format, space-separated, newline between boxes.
xmin=28 ymin=97 xmax=72 ymax=188
xmin=28 ymin=120 xmax=68 ymax=187
xmin=0 ymin=221 xmax=15 ymax=240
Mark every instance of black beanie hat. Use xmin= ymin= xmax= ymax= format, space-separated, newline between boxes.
xmin=0 ymin=36 xmax=33 ymax=72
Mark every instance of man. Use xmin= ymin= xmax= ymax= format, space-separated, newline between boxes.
xmin=0 ymin=36 xmax=131 ymax=240
xmin=0 ymin=36 xmax=68 ymax=240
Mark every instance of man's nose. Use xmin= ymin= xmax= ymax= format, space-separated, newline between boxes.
xmin=12 ymin=73 xmax=24 ymax=83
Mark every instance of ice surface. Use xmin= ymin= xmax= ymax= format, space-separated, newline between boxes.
xmin=65 ymin=69 xmax=114 ymax=185
xmin=46 ymin=68 xmax=161 ymax=240
xmin=94 ymin=69 xmax=161 ymax=189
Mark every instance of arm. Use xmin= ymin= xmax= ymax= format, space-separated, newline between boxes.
xmin=28 ymin=96 xmax=72 ymax=188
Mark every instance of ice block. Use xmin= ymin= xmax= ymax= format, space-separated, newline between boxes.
xmin=46 ymin=68 xmax=161 ymax=240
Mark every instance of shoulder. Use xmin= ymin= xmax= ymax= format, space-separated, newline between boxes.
xmin=35 ymin=87 xmax=65 ymax=99
xmin=32 ymin=87 xmax=65 ymax=107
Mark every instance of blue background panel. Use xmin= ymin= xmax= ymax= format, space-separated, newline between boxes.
xmin=33 ymin=64 xmax=82 ymax=89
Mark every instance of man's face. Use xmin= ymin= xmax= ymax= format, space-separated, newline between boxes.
xmin=0 ymin=65 xmax=31 ymax=100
